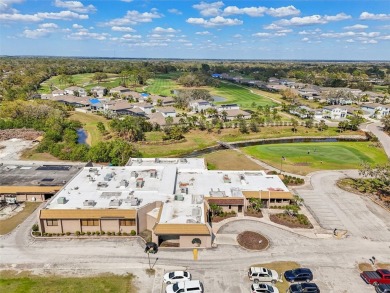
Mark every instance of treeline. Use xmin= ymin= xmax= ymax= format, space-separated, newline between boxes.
xmin=0 ymin=101 xmax=139 ymax=165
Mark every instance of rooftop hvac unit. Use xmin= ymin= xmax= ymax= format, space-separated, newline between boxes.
xmin=179 ymin=158 xmax=187 ymax=163
xmin=131 ymin=171 xmax=138 ymax=178
xmin=180 ymin=187 xmax=188 ymax=194
xmin=83 ymin=200 xmax=96 ymax=207
xmin=223 ymin=174 xmax=231 ymax=183
xmin=196 ymin=216 xmax=202 ymax=223
xmin=137 ymin=158 xmax=142 ymax=163
xmin=57 ymin=197 xmax=67 ymax=204
xmin=104 ymin=173 xmax=113 ymax=181
xmin=192 ymin=207 xmax=202 ymax=217
xmin=119 ymin=179 xmax=128 ymax=187
xmin=149 ymin=169 xmax=157 ymax=178
xmin=97 ymin=182 xmax=108 ymax=188
xmin=5 ymin=196 xmax=16 ymax=204
xmin=109 ymin=199 xmax=121 ymax=207
xmin=174 ymin=194 xmax=184 ymax=201
xmin=136 ymin=178 xmax=144 ymax=188
xmin=239 ymin=174 xmax=245 ymax=181
xmin=154 ymin=158 xmax=160 ymax=163
xmin=130 ymin=197 xmax=140 ymax=206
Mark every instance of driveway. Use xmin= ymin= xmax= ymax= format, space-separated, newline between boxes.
xmin=365 ymin=122 xmax=390 ymax=158
xmin=294 ymin=170 xmax=390 ymax=242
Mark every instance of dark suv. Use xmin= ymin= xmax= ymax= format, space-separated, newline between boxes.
xmin=284 ymin=268 xmax=313 ymax=283
xmin=376 ymin=284 xmax=390 ymax=293
xmin=287 ymin=283 xmax=320 ymax=293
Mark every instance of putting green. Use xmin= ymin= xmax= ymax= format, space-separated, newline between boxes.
xmin=242 ymin=142 xmax=388 ymax=175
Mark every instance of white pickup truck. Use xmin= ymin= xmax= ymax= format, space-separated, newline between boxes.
xmin=248 ymin=267 xmax=279 ymax=284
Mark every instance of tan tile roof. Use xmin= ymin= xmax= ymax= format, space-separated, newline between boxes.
xmin=207 ymin=198 xmax=244 ymax=205
xmin=0 ymin=186 xmax=62 ymax=194
xmin=242 ymin=190 xmax=294 ymax=200
xmin=153 ymin=223 xmax=211 ymax=235
xmin=40 ymin=209 xmax=136 ymax=219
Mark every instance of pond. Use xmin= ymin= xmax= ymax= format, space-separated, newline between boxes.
xmin=76 ymin=129 xmax=88 ymax=145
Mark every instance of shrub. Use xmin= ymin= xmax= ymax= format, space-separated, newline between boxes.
xmin=192 ymin=238 xmax=202 ymax=245
xmin=130 ymin=230 xmax=136 ymax=236
xmin=32 ymin=224 xmax=39 ymax=232
xmin=116 ymin=232 xmax=121 ymax=236
xmin=101 ymin=231 xmax=105 ymax=235
xmin=47 ymin=233 xmax=52 ymax=237
xmin=32 ymin=231 xmax=41 ymax=236
xmin=107 ymin=232 xmax=112 ymax=236
xmin=66 ymin=232 xmax=71 ymax=236
xmin=75 ymin=231 xmax=80 ymax=236
xmin=87 ymin=231 xmax=91 ymax=236
xmin=80 ymin=232 xmax=85 ymax=235
xmin=122 ymin=232 xmax=128 ymax=236
xmin=92 ymin=232 xmax=95 ymax=235
xmin=96 ymin=231 xmax=100 ymax=235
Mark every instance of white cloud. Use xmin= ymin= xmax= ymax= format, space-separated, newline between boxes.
xmin=193 ymin=1 xmax=224 ymax=17
xmin=121 ymin=34 xmax=142 ymax=40
xmin=321 ymin=31 xmax=380 ymax=38
xmin=72 ymin=23 xmax=83 ymax=29
xmin=233 ymin=33 xmax=242 ymax=38
xmin=267 ymin=6 xmax=300 ymax=17
xmin=0 ymin=0 xmax=24 ymax=13
xmin=275 ymin=13 xmax=351 ymax=27
xmin=346 ymin=39 xmax=355 ymax=43
xmin=343 ymin=24 xmax=368 ymax=30
xmin=103 ymin=10 xmax=162 ymax=26
xmin=111 ymin=26 xmax=135 ymax=32
xmin=152 ymin=27 xmax=178 ymax=33
xmin=363 ymin=39 xmax=378 ymax=44
xmin=39 ymin=23 xmax=58 ymax=29
xmin=120 ymin=0 xmax=133 ymax=2
xmin=168 ymin=8 xmax=182 ymax=15
xmin=378 ymin=35 xmax=390 ymax=40
xmin=186 ymin=16 xmax=243 ymax=27
xmin=360 ymin=12 xmax=390 ymax=21
xmin=195 ymin=31 xmax=211 ymax=35
xmin=184 ymin=43 xmax=193 ymax=47
xmin=0 ymin=10 xmax=88 ymax=22
xmin=68 ymin=31 xmax=109 ymax=41
xmin=252 ymin=32 xmax=271 ymax=37
xmin=264 ymin=23 xmax=283 ymax=30
xmin=54 ymin=0 xmax=96 ymax=14
xmin=302 ymin=37 xmax=309 ymax=41
xmin=22 ymin=28 xmax=52 ymax=39
xmin=223 ymin=6 xmax=267 ymax=17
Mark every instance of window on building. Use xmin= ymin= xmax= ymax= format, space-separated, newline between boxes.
xmin=46 ymin=219 xmax=58 ymax=226
xmin=119 ymin=219 xmax=136 ymax=226
xmin=81 ymin=219 xmax=99 ymax=226
xmin=228 ymin=205 xmax=232 ymax=209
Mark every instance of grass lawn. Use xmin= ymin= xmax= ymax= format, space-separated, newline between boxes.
xmin=138 ymin=127 xmax=365 ymax=158
xmin=251 ymin=261 xmax=300 ymax=292
xmin=209 ymin=82 xmax=277 ymax=110
xmin=0 ymin=271 xmax=136 ymax=293
xmin=0 ymin=202 xmax=41 ymax=235
xmin=203 ymin=149 xmax=262 ymax=170
xmin=20 ymin=147 xmax=60 ymax=161
xmin=243 ymin=141 xmax=388 ymax=175
xmin=145 ymin=76 xmax=178 ymax=96
xmin=68 ymin=112 xmax=110 ymax=146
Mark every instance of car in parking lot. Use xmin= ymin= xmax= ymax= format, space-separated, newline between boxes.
xmin=165 ymin=280 xmax=203 ymax=293
xmin=376 ymin=284 xmax=390 ymax=293
xmin=163 ymin=271 xmax=191 ymax=284
xmin=251 ymin=283 xmax=279 ymax=293
xmin=284 ymin=268 xmax=313 ymax=283
xmin=287 ymin=283 xmax=320 ymax=293
xmin=248 ymin=267 xmax=279 ymax=284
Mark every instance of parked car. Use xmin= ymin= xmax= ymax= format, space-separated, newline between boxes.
xmin=165 ymin=280 xmax=203 ymax=293
xmin=284 ymin=268 xmax=313 ymax=283
xmin=163 ymin=271 xmax=191 ymax=284
xmin=361 ymin=269 xmax=390 ymax=285
xmin=376 ymin=284 xmax=390 ymax=293
xmin=251 ymin=283 xmax=279 ymax=293
xmin=287 ymin=283 xmax=320 ymax=293
xmin=248 ymin=267 xmax=279 ymax=284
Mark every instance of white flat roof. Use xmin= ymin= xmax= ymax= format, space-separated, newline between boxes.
xmin=126 ymin=157 xmax=206 ymax=171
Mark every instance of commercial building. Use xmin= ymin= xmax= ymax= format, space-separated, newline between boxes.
xmin=38 ymin=158 xmax=293 ymax=248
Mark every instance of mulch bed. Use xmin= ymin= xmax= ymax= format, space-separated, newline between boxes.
xmin=212 ymin=214 xmax=237 ymax=223
xmin=270 ymin=214 xmax=313 ymax=229
xmin=244 ymin=210 xmax=263 ymax=218
xmin=237 ymin=231 xmax=269 ymax=250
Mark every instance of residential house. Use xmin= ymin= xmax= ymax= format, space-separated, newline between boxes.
xmin=109 ymin=86 xmax=131 ymax=95
xmin=89 ymin=98 xmax=104 ymax=112
xmin=150 ymin=95 xmax=175 ymax=107
xmin=134 ymin=102 xmax=154 ymax=114
xmin=90 ymin=86 xmax=107 ymax=98
xmin=298 ymin=88 xmax=320 ymax=100
xmin=122 ymin=91 xmax=142 ymax=101
xmin=189 ymin=99 xmax=214 ymax=113
xmin=217 ymin=104 xmax=240 ymax=112
xmin=289 ymin=106 xmax=314 ymax=119
xmin=361 ymin=103 xmax=390 ymax=119
xmin=51 ymin=95 xmax=90 ymax=108
xmin=147 ymin=112 xmax=181 ymax=127
xmin=103 ymin=100 xmax=133 ymax=116
xmin=224 ymin=109 xmax=251 ymax=121
xmin=64 ymin=86 xmax=86 ymax=97
xmin=322 ymin=105 xmax=348 ymax=120
xmin=156 ymin=106 xmax=176 ymax=118
xmin=52 ymin=89 xmax=65 ymax=96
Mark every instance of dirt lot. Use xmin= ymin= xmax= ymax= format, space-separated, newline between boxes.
xmin=0 ymin=139 xmax=37 ymax=160
xmin=0 ymin=129 xmax=43 ymax=141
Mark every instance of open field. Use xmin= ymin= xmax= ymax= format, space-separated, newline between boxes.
xmin=68 ymin=112 xmax=110 ymax=146
xmin=0 ymin=202 xmax=41 ymax=235
xmin=251 ymin=261 xmax=301 ymax=292
xmin=209 ymin=82 xmax=277 ymax=110
xmin=0 ymin=271 xmax=136 ymax=293
xmin=203 ymin=149 xmax=262 ymax=170
xmin=242 ymin=141 xmax=388 ymax=175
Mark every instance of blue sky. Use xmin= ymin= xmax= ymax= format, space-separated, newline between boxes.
xmin=0 ymin=0 xmax=389 ymax=60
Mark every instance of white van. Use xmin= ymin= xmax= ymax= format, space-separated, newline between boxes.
xmin=165 ymin=280 xmax=204 ymax=293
